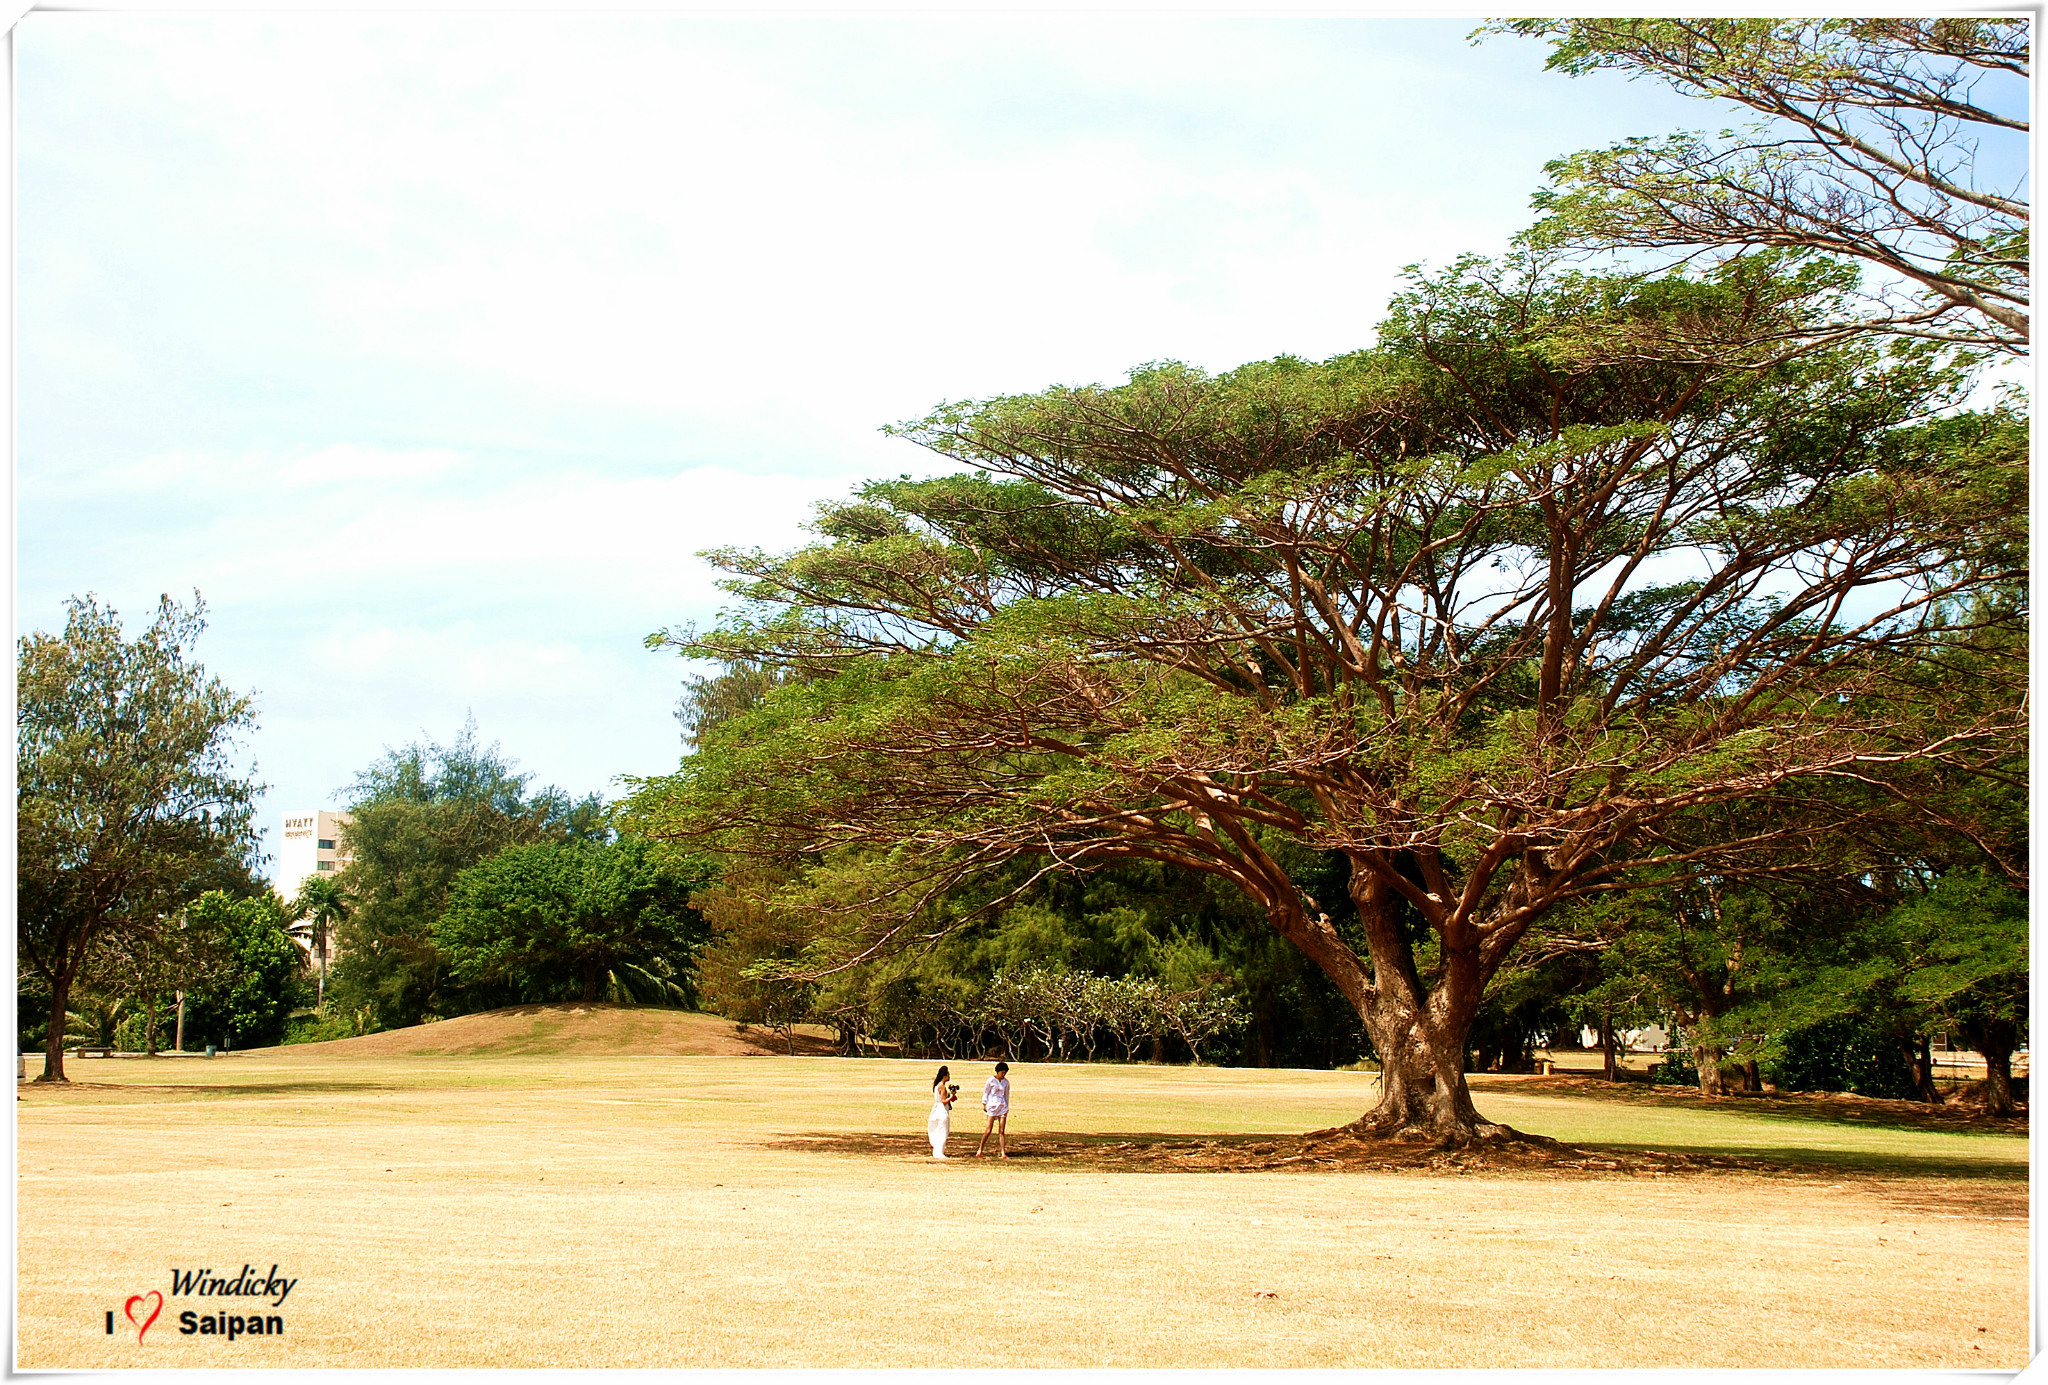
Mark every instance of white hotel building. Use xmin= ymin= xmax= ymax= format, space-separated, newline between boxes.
xmin=275 ymin=810 xmax=353 ymax=968
xmin=276 ymin=810 xmax=354 ymax=901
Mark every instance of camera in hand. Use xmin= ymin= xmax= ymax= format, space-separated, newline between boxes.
xmin=947 ymin=1084 xmax=960 ymax=1096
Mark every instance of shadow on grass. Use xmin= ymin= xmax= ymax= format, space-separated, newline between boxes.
xmin=763 ymin=1127 xmax=2029 ymax=1196
xmin=19 ymin=1080 xmax=394 ymax=1099
xmin=1491 ymin=1075 xmax=2028 ymax=1138
xmin=1568 ymin=1139 xmax=2027 ymax=1182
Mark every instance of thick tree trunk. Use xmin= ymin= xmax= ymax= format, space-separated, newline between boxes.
xmin=1958 ymin=1017 xmax=2021 ymax=1116
xmin=1322 ymin=870 xmax=1529 ymax=1149
xmin=38 ymin=967 xmax=75 ymax=1083
xmin=1982 ymin=1044 xmax=2018 ymax=1117
xmin=1693 ymin=1042 xmax=1729 ymax=1096
xmin=1742 ymin=1060 xmax=1762 ymax=1093
xmin=1601 ymin=1012 xmax=1618 ymax=1081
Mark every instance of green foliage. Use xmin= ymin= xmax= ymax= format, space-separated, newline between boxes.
xmin=674 ymin=659 xmax=802 ymax=750
xmin=16 ymin=592 xmax=263 ymax=1078
xmin=1650 ymin=1045 xmax=1699 ymax=1087
xmin=1891 ymin=870 xmax=2028 ymax=1024
xmin=1468 ymin=960 xmax=1579 ymax=1074
xmin=634 ymin=253 xmax=2019 ymax=1132
xmin=281 ymin=1010 xmax=360 ymax=1045
xmin=1486 ymin=19 xmax=2029 ymax=350
xmin=288 ymin=871 xmax=349 ymax=1007
xmin=1767 ymin=1011 xmax=1920 ymax=1099
xmin=326 ymin=719 xmax=601 ymax=1029
xmin=435 ymin=837 xmax=711 ymax=1007
xmin=179 ymin=891 xmax=313 ymax=1049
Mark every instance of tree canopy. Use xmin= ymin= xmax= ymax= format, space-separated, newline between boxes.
xmin=178 ymin=890 xmax=312 ymax=1051
xmin=435 ymin=837 xmax=710 ymax=1007
xmin=17 ymin=593 xmax=262 ymax=1081
xmin=631 ymin=257 xmax=2024 ymax=1145
xmin=1488 ymin=19 xmax=2030 ymax=350
xmin=327 ymin=719 xmax=601 ymax=1029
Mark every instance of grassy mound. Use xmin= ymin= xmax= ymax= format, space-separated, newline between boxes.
xmin=262 ymin=1003 xmax=840 ymax=1058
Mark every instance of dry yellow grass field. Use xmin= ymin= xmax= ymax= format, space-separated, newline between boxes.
xmin=15 ymin=1007 xmax=2030 ymax=1370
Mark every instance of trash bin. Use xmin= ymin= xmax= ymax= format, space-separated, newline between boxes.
xmin=205 ymin=1045 xmax=216 ymax=1058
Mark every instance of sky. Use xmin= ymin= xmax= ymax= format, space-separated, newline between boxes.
xmin=17 ymin=12 xmax=1747 ymax=879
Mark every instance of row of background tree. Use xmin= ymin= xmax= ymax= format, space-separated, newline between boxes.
xmin=17 ymin=621 xmax=715 ymax=1067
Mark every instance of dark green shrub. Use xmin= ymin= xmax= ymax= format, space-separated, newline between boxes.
xmin=1766 ymin=1013 xmax=1918 ymax=1097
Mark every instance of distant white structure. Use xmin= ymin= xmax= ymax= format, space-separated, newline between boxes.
xmin=275 ymin=809 xmax=354 ymax=907
xmin=1580 ymin=1023 xmax=1670 ymax=1052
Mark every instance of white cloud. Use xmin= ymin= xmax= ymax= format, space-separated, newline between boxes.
xmin=16 ymin=13 xmax=1741 ymax=859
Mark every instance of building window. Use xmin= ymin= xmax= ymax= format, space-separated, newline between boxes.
xmin=317 ymin=861 xmax=336 ymax=871
xmin=318 ymin=839 xmax=336 ymax=850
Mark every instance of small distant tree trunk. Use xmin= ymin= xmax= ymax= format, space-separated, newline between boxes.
xmin=1601 ymin=1013 xmax=1618 ymax=1081
xmin=1908 ymin=1032 xmax=1940 ymax=1103
xmin=176 ymin=992 xmax=186 ymax=1053
xmin=1742 ymin=1059 xmax=1761 ymax=1092
xmin=143 ymin=996 xmax=159 ymax=1056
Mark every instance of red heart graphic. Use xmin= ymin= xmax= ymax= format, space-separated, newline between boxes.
xmin=124 ymin=1291 xmax=162 ymax=1343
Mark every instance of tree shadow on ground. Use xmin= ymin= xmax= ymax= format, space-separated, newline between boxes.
xmin=18 ymin=1080 xmax=392 ymax=1100
xmin=764 ymin=1127 xmax=2028 ymax=1196
xmin=1493 ymin=1074 xmax=2028 ymax=1137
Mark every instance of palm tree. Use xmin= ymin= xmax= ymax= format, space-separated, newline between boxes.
xmin=288 ymin=874 xmax=349 ymax=1009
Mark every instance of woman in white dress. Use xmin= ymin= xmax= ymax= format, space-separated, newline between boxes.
xmin=928 ymin=1066 xmax=957 ymax=1158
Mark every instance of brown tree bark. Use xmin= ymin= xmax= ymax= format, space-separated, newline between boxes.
xmin=1982 ymin=1053 xmax=2016 ymax=1114
xmin=1693 ymin=1041 xmax=1729 ymax=1096
xmin=1907 ymin=1032 xmax=1941 ymax=1103
xmin=1957 ymin=1016 xmax=2021 ymax=1116
xmin=1318 ymin=867 xmax=1531 ymax=1148
xmin=38 ymin=967 xmax=77 ymax=1083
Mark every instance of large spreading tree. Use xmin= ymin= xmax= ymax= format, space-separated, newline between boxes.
xmin=17 ymin=594 xmax=262 ymax=1081
xmin=631 ymin=257 xmax=2023 ymax=1146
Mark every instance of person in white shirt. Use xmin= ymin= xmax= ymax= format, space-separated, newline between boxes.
xmin=975 ymin=1062 xmax=1011 ymax=1159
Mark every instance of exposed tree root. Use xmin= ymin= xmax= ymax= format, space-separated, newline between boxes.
xmin=1307 ymin=1114 xmax=1562 ymax=1152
